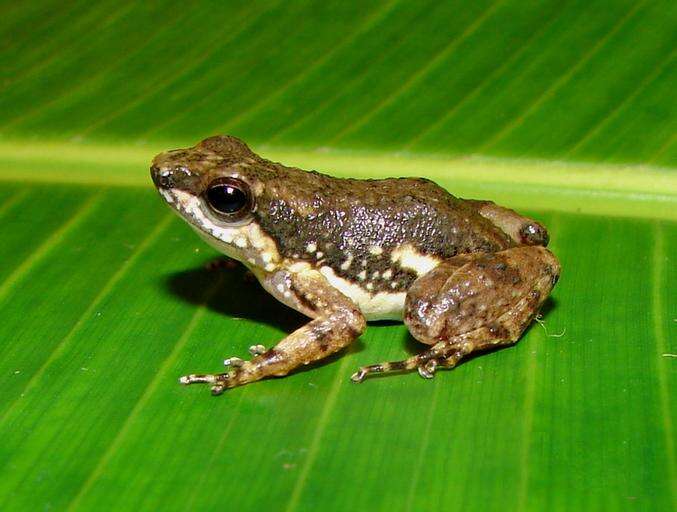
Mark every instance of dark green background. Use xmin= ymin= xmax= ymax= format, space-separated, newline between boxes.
xmin=2 ymin=0 xmax=676 ymax=165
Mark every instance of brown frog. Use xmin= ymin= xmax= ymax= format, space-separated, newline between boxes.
xmin=151 ymin=135 xmax=560 ymax=395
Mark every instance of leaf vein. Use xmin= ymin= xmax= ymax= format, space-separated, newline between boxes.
xmin=404 ymin=3 xmax=564 ymax=150
xmin=0 ymin=188 xmax=29 ymax=218
xmin=652 ymin=223 xmax=677 ymax=506
xmin=65 ymin=271 xmax=223 ymax=511
xmin=478 ymin=0 xmax=648 ymax=151
xmin=221 ymin=0 xmax=402 ymax=134
xmin=566 ymin=48 xmax=677 ymax=157
xmin=404 ymin=380 xmax=440 ymax=511
xmin=285 ymin=355 xmax=350 ymax=512
xmin=0 ymin=191 xmax=103 ymax=304
xmin=329 ymin=0 xmax=505 ymax=144
xmin=0 ymin=214 xmax=174 ymax=425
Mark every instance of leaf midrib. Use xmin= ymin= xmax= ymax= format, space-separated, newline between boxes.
xmin=0 ymin=140 xmax=675 ymax=220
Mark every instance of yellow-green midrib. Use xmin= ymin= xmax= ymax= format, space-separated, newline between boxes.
xmin=1 ymin=140 xmax=675 ymax=220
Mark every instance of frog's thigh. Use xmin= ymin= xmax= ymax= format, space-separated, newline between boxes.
xmin=404 ymin=245 xmax=560 ymax=347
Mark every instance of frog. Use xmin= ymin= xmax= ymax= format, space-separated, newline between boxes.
xmin=151 ymin=135 xmax=560 ymax=395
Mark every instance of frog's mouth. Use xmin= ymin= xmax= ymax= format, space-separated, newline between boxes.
xmin=156 ymin=188 xmax=251 ymax=263
xmin=157 ymin=188 xmax=232 ymax=239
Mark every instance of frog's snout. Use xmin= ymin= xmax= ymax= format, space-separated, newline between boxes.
xmin=150 ymin=164 xmax=173 ymax=189
xmin=150 ymin=160 xmax=202 ymax=194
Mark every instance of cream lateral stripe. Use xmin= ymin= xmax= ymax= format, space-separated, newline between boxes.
xmin=391 ymin=244 xmax=440 ymax=275
xmin=319 ymin=266 xmax=405 ymax=321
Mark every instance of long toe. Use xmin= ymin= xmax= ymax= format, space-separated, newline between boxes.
xmin=351 ymin=369 xmax=367 ymax=383
xmin=417 ymin=360 xmax=437 ymax=379
xmin=211 ymin=384 xmax=226 ymax=395
xmin=179 ymin=374 xmax=215 ymax=385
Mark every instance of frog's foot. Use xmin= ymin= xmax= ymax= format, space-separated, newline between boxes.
xmin=351 ymin=358 xmax=418 ymax=382
xmin=350 ymin=343 xmax=472 ymax=383
xmin=180 ymin=270 xmax=366 ymax=395
xmin=179 ymin=356 xmax=248 ymax=394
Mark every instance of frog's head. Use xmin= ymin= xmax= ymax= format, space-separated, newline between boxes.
xmin=150 ymin=135 xmax=282 ymax=272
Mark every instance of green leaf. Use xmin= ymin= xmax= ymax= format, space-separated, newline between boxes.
xmin=0 ymin=1 xmax=675 ymax=511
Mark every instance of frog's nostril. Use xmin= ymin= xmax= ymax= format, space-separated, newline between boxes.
xmin=151 ymin=165 xmax=175 ymax=189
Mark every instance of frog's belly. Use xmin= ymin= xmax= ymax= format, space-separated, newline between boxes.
xmin=318 ymin=266 xmax=406 ymax=321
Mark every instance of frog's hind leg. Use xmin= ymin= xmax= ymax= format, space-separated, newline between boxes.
xmin=351 ymin=296 xmax=531 ymax=382
xmin=351 ymin=246 xmax=560 ymax=383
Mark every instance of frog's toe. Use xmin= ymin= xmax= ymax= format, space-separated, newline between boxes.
xmin=350 ymin=368 xmax=368 ymax=383
xmin=417 ymin=359 xmax=438 ymax=379
xmin=352 ymin=350 xmax=458 ymax=382
xmin=211 ymin=382 xmax=228 ymax=395
xmin=223 ymin=356 xmax=245 ymax=368
xmin=179 ymin=373 xmax=218 ymax=385
xmin=179 ymin=371 xmax=235 ymax=394
xmin=350 ymin=359 xmax=415 ymax=383
xmin=248 ymin=344 xmax=267 ymax=356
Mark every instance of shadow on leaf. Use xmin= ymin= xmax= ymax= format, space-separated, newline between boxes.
xmin=163 ymin=261 xmax=365 ymax=373
xmin=165 ymin=262 xmax=304 ymax=333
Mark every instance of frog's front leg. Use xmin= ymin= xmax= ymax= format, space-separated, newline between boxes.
xmin=352 ymin=245 xmax=560 ymax=382
xmin=180 ymin=269 xmax=366 ymax=395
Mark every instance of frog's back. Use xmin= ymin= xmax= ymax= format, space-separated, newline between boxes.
xmin=252 ymin=161 xmax=514 ymax=294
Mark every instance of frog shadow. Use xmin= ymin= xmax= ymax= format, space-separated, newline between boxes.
xmin=164 ymin=262 xmax=366 ymax=372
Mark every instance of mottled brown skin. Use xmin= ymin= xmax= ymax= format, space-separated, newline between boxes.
xmin=151 ymin=135 xmax=560 ymax=394
xmin=354 ymin=246 xmax=559 ymax=380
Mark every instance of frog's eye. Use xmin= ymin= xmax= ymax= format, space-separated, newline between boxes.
xmin=204 ymin=178 xmax=253 ymax=220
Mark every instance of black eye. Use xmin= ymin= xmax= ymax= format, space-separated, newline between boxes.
xmin=205 ymin=178 xmax=252 ymax=218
